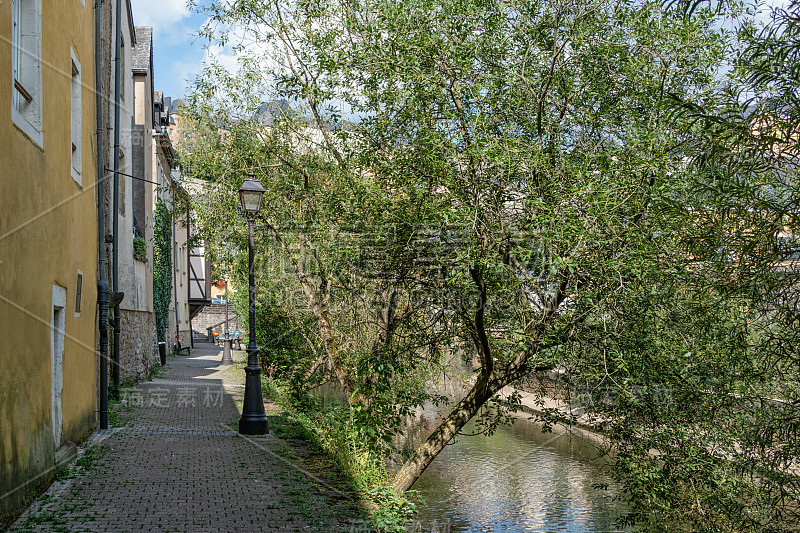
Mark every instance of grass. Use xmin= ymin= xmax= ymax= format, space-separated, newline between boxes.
xmin=0 ymin=442 xmax=108 ymax=531
xmin=54 ymin=442 xmax=104 ymax=482
xmin=108 ymin=396 xmax=127 ymax=427
xmin=262 ymin=378 xmax=419 ymax=532
xmin=14 ymin=509 xmax=69 ymax=533
xmin=146 ymin=363 xmax=165 ymax=381
xmin=0 ymin=444 xmax=105 ymax=533
xmin=54 ymin=465 xmax=72 ymax=481
xmin=75 ymin=444 xmax=103 ymax=469
xmin=0 ymin=441 xmax=106 ymax=530
xmin=0 ymin=488 xmax=41 ymax=533
xmin=257 ymin=383 xmax=376 ymax=529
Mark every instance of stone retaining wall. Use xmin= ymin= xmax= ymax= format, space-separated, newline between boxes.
xmin=191 ymin=304 xmax=241 ymax=341
xmin=119 ymin=309 xmax=158 ymax=383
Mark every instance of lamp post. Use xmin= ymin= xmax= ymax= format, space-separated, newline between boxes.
xmin=238 ymin=174 xmax=269 ymax=435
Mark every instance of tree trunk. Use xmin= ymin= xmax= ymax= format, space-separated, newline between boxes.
xmin=296 ymin=239 xmax=355 ymax=397
xmin=392 ymin=375 xmax=500 ymax=494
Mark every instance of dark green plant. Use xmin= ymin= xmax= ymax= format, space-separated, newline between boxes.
xmin=153 ymin=199 xmax=172 ymax=343
xmin=132 ymin=237 xmax=147 ymax=260
xmin=263 ymin=376 xmax=417 ymax=532
xmin=364 ymin=485 xmax=419 ymax=533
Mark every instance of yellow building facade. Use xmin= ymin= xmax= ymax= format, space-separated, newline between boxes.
xmin=0 ymin=0 xmax=98 ymax=518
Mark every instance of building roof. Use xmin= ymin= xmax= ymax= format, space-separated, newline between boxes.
xmin=132 ymin=26 xmax=153 ymax=73
xmin=164 ymin=97 xmax=182 ymax=114
xmin=256 ymin=100 xmax=291 ymax=126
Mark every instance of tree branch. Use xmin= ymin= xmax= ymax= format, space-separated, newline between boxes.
xmin=469 ymin=265 xmax=493 ymax=378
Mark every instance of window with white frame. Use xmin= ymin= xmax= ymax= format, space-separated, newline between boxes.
xmin=11 ymin=0 xmax=43 ymax=147
xmin=70 ymin=51 xmax=82 ymax=184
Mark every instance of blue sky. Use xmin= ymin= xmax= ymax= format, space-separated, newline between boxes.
xmin=130 ymin=0 xmax=217 ymax=101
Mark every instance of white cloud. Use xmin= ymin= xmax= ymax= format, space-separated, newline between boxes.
xmin=157 ymin=21 xmax=201 ymax=47
xmin=131 ymin=0 xmax=190 ymax=32
xmin=166 ymin=45 xmax=239 ymax=98
xmin=205 ymin=45 xmax=240 ymax=74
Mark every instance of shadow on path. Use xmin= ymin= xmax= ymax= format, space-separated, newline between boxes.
xmin=9 ymin=344 xmax=369 ymax=533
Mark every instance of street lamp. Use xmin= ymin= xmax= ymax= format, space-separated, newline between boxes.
xmin=238 ymin=173 xmax=269 ymax=435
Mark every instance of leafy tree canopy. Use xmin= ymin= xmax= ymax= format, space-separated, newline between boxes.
xmin=181 ymin=0 xmax=799 ymax=529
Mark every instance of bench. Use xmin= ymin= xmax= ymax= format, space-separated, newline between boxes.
xmin=174 ymin=341 xmax=191 ymax=356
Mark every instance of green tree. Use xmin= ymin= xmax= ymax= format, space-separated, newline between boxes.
xmin=184 ymin=0 xmax=799 ymax=530
xmin=613 ymin=2 xmax=800 ymax=529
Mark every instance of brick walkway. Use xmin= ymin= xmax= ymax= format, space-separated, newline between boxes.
xmin=9 ymin=344 xmax=368 ymax=532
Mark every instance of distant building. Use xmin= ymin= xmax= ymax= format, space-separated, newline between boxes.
xmin=159 ymin=101 xmax=212 ymax=346
xmin=152 ymin=91 xmax=190 ymax=346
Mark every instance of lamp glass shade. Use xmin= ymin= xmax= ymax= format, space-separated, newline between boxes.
xmin=239 ymin=177 xmax=265 ymax=214
xmin=240 ymin=190 xmax=263 ymax=213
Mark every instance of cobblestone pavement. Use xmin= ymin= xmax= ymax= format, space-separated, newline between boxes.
xmin=9 ymin=344 xmax=368 ymax=533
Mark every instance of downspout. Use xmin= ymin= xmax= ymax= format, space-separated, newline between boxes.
xmin=95 ymin=0 xmax=109 ymax=430
xmin=112 ymin=0 xmax=122 ymax=389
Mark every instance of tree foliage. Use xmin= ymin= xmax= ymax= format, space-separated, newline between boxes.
xmin=182 ymin=0 xmax=799 ymax=530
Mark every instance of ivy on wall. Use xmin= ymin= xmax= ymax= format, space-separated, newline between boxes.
xmin=153 ymin=198 xmax=172 ymax=342
xmin=133 ymin=237 xmax=147 ymax=261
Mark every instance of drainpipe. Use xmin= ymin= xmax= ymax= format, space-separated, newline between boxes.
xmin=95 ymin=0 xmax=109 ymax=429
xmin=111 ymin=0 xmax=122 ymax=389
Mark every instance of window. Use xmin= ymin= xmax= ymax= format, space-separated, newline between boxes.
xmin=74 ymin=270 xmax=83 ymax=316
xmin=70 ymin=51 xmax=82 ymax=184
xmin=11 ymin=0 xmax=43 ymax=147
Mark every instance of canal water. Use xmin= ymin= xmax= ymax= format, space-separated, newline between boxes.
xmin=312 ymin=382 xmax=628 ymax=532
xmin=406 ymin=414 xmax=628 ymax=532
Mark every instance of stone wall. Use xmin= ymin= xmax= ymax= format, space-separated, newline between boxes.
xmin=119 ymin=309 xmax=158 ymax=383
xmin=191 ymin=304 xmax=241 ymax=341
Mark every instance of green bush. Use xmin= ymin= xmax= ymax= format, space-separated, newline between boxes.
xmin=262 ymin=378 xmax=418 ymax=532
xmin=133 ymin=236 xmax=147 ymax=260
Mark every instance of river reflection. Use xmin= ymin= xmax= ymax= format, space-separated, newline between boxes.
xmin=311 ymin=382 xmax=628 ymax=532
xmin=408 ymin=417 xmax=627 ymax=533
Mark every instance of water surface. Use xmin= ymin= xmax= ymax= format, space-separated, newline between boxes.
xmin=408 ymin=416 xmax=627 ymax=533
xmin=311 ymin=381 xmax=628 ymax=532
